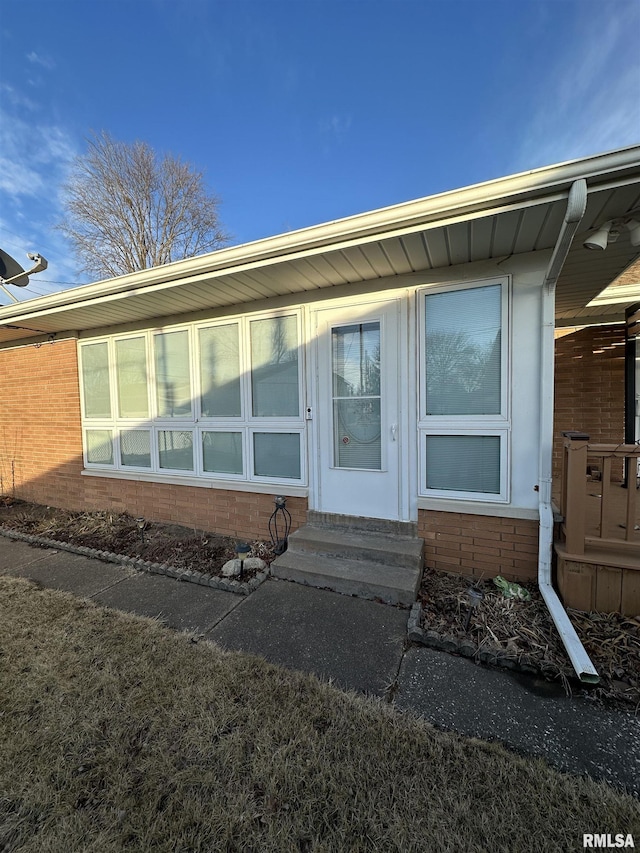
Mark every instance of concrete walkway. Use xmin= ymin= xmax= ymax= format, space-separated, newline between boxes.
xmin=1 ymin=535 xmax=639 ymax=796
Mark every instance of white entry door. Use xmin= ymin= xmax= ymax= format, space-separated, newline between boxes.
xmin=314 ymin=299 xmax=401 ymax=520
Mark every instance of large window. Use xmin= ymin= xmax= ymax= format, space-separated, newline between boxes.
xmin=79 ymin=312 xmax=304 ymax=485
xmin=419 ymin=280 xmax=509 ymax=501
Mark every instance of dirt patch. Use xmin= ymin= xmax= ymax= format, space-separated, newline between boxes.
xmin=0 ymin=499 xmax=274 ymax=579
xmin=419 ymin=568 xmax=640 ymax=713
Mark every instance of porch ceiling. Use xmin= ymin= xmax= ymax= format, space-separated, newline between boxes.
xmin=1 ymin=148 xmax=639 ymax=345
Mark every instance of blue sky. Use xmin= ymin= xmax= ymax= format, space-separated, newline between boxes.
xmin=1 ymin=0 xmax=639 ymax=301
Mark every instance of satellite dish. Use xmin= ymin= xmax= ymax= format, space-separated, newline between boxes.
xmin=0 ymin=249 xmax=48 ymax=302
xmin=0 ymin=248 xmax=30 ymax=287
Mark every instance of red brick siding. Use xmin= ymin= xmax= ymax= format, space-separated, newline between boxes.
xmin=418 ymin=509 xmax=538 ymax=582
xmin=0 ymin=339 xmax=307 ymax=541
xmin=0 ymin=339 xmax=85 ymax=507
xmin=553 ymin=325 xmax=626 ymax=487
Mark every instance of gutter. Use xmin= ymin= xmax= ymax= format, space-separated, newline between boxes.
xmin=1 ymin=145 xmax=639 ymax=327
xmin=538 ymin=178 xmax=599 ymax=684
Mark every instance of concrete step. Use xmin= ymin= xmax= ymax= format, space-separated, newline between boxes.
xmin=272 ymin=514 xmax=424 ymax=605
xmin=271 ymin=550 xmax=421 ymax=606
xmin=307 ymin=511 xmax=417 ymax=537
xmin=287 ymin=525 xmax=423 ymax=570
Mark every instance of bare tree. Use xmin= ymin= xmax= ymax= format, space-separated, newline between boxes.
xmin=58 ymin=131 xmax=229 ymax=279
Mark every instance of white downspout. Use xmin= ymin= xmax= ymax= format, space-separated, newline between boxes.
xmin=538 ymin=178 xmax=599 ymax=684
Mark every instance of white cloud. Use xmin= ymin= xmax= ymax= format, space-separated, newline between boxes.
xmin=0 ymin=83 xmax=38 ymax=111
xmin=0 ymin=87 xmax=83 ymax=300
xmin=319 ymin=114 xmax=352 ymax=137
xmin=26 ymin=51 xmax=55 ymax=70
xmin=512 ymin=6 xmax=640 ymax=170
xmin=0 ymin=107 xmax=76 ymax=201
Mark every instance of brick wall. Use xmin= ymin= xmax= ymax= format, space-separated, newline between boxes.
xmin=553 ymin=325 xmax=626 ymax=486
xmin=0 ymin=339 xmax=307 ymax=542
xmin=0 ymin=339 xmax=85 ymax=507
xmin=418 ymin=509 xmax=539 ymax=582
xmin=80 ymin=477 xmax=308 ymax=543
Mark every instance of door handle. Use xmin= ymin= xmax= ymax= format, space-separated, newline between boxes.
xmin=391 ymin=423 xmax=397 ymax=441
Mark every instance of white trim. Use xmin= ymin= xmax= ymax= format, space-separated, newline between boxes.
xmin=420 ymin=429 xmax=510 ymax=502
xmin=416 ymin=277 xmax=511 ymax=502
xmin=113 ymin=332 xmax=152 ymax=420
xmin=417 ymin=277 xmax=510 ymax=424
xmin=417 ymin=497 xmax=538 ymax=520
xmin=3 ymin=147 xmax=638 ymax=329
xmin=118 ymin=427 xmax=153 ymax=472
xmin=77 ymin=307 xmax=307 ymax=487
xmin=80 ymin=467 xmax=309 ymax=497
xmin=309 ymin=295 xmax=404 ymax=520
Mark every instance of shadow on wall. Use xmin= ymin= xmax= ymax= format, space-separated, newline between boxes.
xmin=0 ymin=332 xmax=309 ymax=542
xmin=0 ymin=447 xmax=308 ymax=544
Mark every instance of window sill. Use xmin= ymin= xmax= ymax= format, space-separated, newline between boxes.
xmin=81 ymin=468 xmax=309 ymax=498
xmin=417 ymin=497 xmax=538 ymax=520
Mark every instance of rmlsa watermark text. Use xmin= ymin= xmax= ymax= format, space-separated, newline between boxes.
xmin=583 ymin=835 xmax=635 ymax=848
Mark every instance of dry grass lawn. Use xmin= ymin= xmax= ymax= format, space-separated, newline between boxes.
xmin=1 ymin=577 xmax=638 ymax=853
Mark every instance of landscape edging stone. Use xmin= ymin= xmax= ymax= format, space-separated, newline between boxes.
xmin=0 ymin=526 xmax=269 ymax=596
xmin=407 ymin=602 xmax=564 ymax=682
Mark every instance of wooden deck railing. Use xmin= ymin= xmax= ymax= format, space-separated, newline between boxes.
xmin=560 ymin=431 xmax=640 ymax=556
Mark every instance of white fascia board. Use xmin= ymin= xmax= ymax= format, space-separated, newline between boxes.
xmin=1 ymin=145 xmax=639 ymax=327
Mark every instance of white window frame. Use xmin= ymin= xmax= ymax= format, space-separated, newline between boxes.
xmin=417 ymin=278 xmax=511 ymax=503
xmin=249 ymin=428 xmax=306 ymax=484
xmin=199 ymin=428 xmax=247 ymax=480
xmin=117 ymin=427 xmax=154 ymax=472
xmin=78 ymin=308 xmax=306 ymax=487
xmin=83 ymin=427 xmax=115 ymax=469
xmin=113 ymin=333 xmax=152 ymax=421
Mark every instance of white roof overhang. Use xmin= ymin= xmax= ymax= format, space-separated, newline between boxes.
xmin=1 ymin=145 xmax=639 ymax=345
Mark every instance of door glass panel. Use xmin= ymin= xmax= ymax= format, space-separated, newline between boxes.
xmin=331 ymin=322 xmax=381 ymax=469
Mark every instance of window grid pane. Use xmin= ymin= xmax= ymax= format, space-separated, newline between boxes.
xmin=425 ymin=435 xmax=500 ymax=494
xmin=158 ymin=430 xmax=194 ymax=470
xmin=250 ymin=316 xmax=299 ymax=417
xmin=86 ymin=429 xmax=113 ymax=465
xmin=253 ymin=433 xmax=301 ymax=479
xmin=199 ymin=324 xmax=242 ymax=418
xmin=116 ymin=337 xmax=149 ymax=418
xmin=202 ymin=431 xmax=243 ymax=475
xmin=81 ymin=317 xmax=306 ymax=485
xmin=155 ymin=330 xmax=192 ymax=418
xmin=120 ymin=430 xmax=151 ymax=468
xmin=81 ymin=343 xmax=111 ymax=418
xmin=425 ymin=285 xmax=501 ymax=415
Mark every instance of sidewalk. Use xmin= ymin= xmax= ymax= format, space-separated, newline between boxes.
xmin=1 ymin=535 xmax=639 ymax=795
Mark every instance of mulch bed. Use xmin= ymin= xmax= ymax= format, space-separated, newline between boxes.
xmin=0 ymin=499 xmax=275 ymax=580
xmin=418 ymin=568 xmax=640 ymax=713
xmin=2 ymin=498 xmax=638 ymax=712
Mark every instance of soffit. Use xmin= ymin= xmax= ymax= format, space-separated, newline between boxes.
xmin=1 ymin=150 xmax=639 ymax=346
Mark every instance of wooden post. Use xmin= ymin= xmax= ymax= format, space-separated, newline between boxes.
xmin=625 ymin=461 xmax=638 ymax=541
xmin=600 ymin=455 xmax=612 ymax=539
xmin=562 ymin=432 xmax=589 ymax=556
